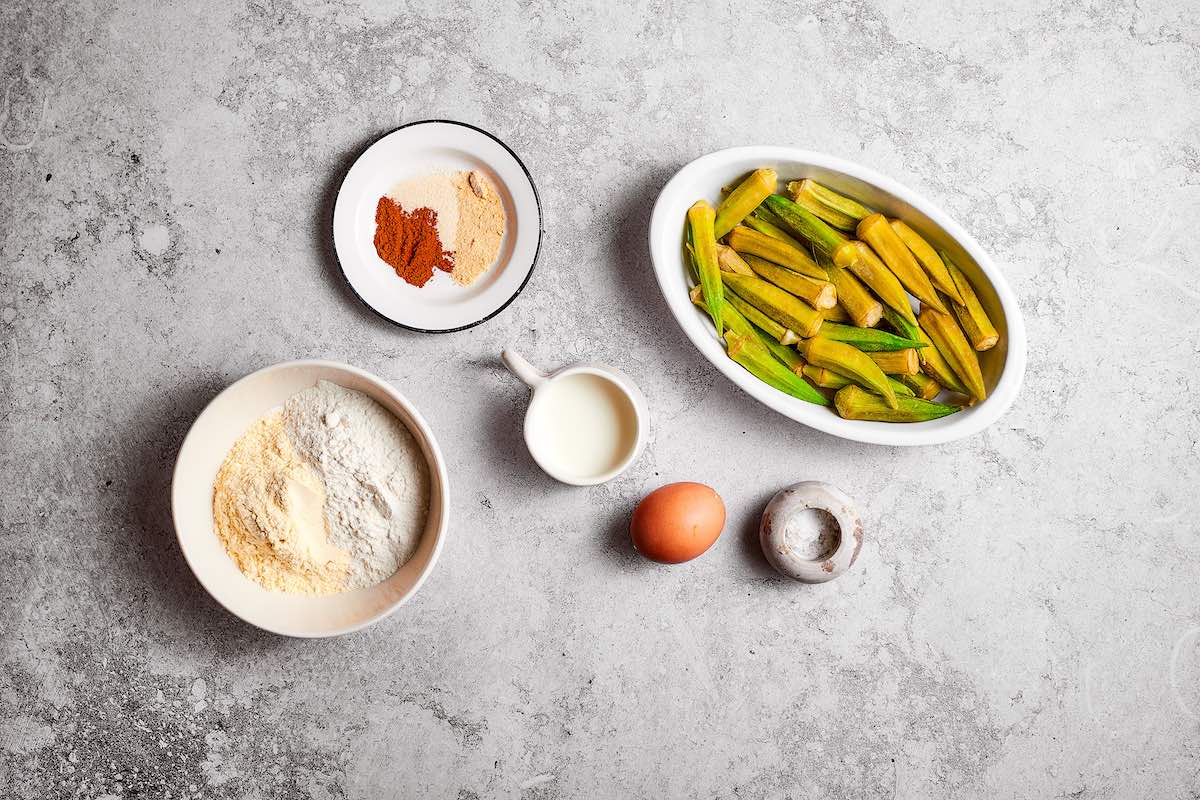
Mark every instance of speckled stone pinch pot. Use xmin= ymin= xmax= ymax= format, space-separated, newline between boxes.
xmin=759 ymin=481 xmax=863 ymax=583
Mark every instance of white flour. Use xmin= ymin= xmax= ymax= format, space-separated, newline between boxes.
xmin=282 ymin=381 xmax=430 ymax=589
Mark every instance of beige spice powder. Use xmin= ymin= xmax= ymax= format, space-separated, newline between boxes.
xmin=450 ymin=170 xmax=506 ymax=286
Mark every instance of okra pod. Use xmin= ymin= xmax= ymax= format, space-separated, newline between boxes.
xmin=857 ymin=214 xmax=946 ymax=313
xmin=744 ymin=211 xmax=807 ymax=251
xmin=786 ymin=178 xmax=873 ymax=231
xmin=761 ymin=195 xmax=858 ymax=264
xmin=836 ymin=241 xmax=916 ymax=324
xmin=918 ymin=306 xmax=986 ymax=401
xmin=799 ymin=336 xmax=897 ymax=408
xmin=687 ymin=200 xmax=722 ymax=335
xmin=867 ymin=348 xmax=920 ymax=376
xmin=942 ymin=253 xmax=999 ymax=351
xmin=883 ymin=305 xmax=968 ymax=394
xmin=726 ymin=226 xmax=827 ymax=281
xmin=743 ymin=254 xmax=836 ymax=310
xmin=816 ymin=321 xmax=924 ymax=352
xmin=803 ymin=366 xmax=915 ymax=397
xmin=714 ymin=168 xmax=777 ymax=238
xmin=818 ymin=251 xmax=883 ymax=328
xmin=722 ymin=287 xmax=799 ymax=344
xmin=691 ymin=286 xmax=804 ymax=373
xmin=725 ymin=332 xmax=828 ymax=406
xmin=716 ymin=244 xmax=754 ymax=276
xmin=898 ymin=371 xmax=942 ymax=400
xmin=889 ymin=220 xmax=962 ymax=303
xmin=834 ymin=385 xmax=960 ymax=422
xmin=722 ymin=272 xmax=824 ymax=338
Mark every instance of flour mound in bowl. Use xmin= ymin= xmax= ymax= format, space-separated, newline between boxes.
xmin=212 ymin=380 xmax=431 ymax=595
xmin=282 ymin=381 xmax=431 ymax=590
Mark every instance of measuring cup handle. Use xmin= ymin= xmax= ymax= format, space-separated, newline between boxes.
xmin=501 ymin=348 xmax=547 ymax=389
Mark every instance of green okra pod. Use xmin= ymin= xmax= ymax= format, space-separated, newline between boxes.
xmin=918 ymin=306 xmax=986 ymax=401
xmin=725 ymin=332 xmax=828 ymax=406
xmin=889 ymin=220 xmax=963 ymax=303
xmin=818 ymin=251 xmax=883 ymax=329
xmin=744 ymin=211 xmax=808 ymax=251
xmin=714 ymin=168 xmax=777 ymax=238
xmin=726 ymin=225 xmax=827 ymax=281
xmin=834 ymin=385 xmax=961 ymax=422
xmin=803 ymin=365 xmax=915 ymax=397
xmin=839 ymin=241 xmax=916 ymax=324
xmin=742 ymin=254 xmax=837 ymax=310
xmin=816 ymin=321 xmax=924 ymax=352
xmin=691 ymin=285 xmax=804 ymax=373
xmin=762 ymin=194 xmax=858 ymax=264
xmin=858 ymin=214 xmax=947 ymax=313
xmin=722 ymin=272 xmax=824 ymax=338
xmin=942 ymin=253 xmax=999 ymax=351
xmin=787 ymin=178 xmax=874 ymax=231
xmin=799 ymin=336 xmax=897 ymax=408
xmin=686 ymin=200 xmax=722 ymax=336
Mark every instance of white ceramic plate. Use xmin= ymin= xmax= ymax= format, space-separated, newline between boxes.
xmin=332 ymin=120 xmax=542 ymax=332
xmin=648 ymin=147 xmax=1027 ymax=446
xmin=171 ymin=360 xmax=449 ymax=637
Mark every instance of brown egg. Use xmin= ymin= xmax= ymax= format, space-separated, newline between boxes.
xmin=630 ymin=482 xmax=725 ymax=564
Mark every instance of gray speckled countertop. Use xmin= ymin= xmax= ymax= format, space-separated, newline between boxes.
xmin=2 ymin=1 xmax=1198 ymax=797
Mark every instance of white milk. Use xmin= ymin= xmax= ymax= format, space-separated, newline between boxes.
xmin=526 ymin=373 xmax=639 ymax=481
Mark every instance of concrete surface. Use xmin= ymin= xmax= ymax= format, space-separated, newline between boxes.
xmin=2 ymin=0 xmax=1198 ymax=797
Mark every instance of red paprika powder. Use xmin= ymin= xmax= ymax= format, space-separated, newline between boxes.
xmin=373 ymin=196 xmax=453 ymax=287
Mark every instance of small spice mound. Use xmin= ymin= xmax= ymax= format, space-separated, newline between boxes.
xmin=373 ymin=197 xmax=453 ymax=287
xmin=451 ymin=171 xmax=506 ymax=286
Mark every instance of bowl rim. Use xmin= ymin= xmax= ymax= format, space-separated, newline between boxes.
xmin=647 ymin=146 xmax=1027 ymax=446
xmin=170 ymin=359 xmax=450 ymax=637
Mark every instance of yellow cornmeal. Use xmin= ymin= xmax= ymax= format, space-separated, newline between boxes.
xmin=212 ymin=411 xmax=350 ymax=595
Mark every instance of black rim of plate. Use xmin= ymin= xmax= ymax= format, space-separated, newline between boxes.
xmin=331 ymin=119 xmax=544 ymax=334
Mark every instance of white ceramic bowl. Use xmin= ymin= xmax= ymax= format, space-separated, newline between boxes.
xmin=172 ymin=360 xmax=449 ymax=637
xmin=648 ymin=147 xmax=1027 ymax=446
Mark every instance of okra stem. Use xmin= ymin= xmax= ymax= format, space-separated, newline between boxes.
xmin=716 ymin=244 xmax=755 ymax=276
xmin=897 ymin=371 xmax=942 ymax=400
xmin=817 ymin=251 xmax=883 ymax=329
xmin=866 ymin=348 xmax=920 ymax=376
